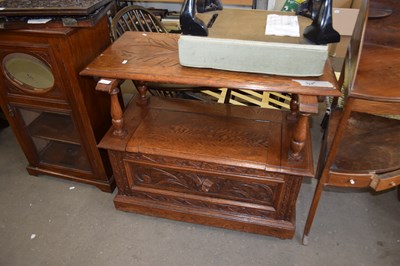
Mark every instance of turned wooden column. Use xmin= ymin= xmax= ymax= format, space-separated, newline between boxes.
xmin=288 ymin=95 xmax=318 ymax=160
xmin=134 ymin=80 xmax=150 ymax=106
xmin=290 ymin=113 xmax=310 ymax=160
xmin=288 ymin=94 xmax=299 ymax=121
xmin=95 ymin=78 xmax=126 ymax=137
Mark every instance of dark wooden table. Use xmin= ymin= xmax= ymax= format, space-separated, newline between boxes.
xmin=80 ymin=31 xmax=341 ymax=238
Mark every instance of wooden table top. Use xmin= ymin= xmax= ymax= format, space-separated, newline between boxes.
xmin=81 ymin=32 xmax=341 ymax=97
xmin=352 ymin=43 xmax=400 ymax=102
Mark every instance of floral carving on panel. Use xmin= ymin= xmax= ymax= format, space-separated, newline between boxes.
xmin=132 ymin=165 xmax=277 ymax=206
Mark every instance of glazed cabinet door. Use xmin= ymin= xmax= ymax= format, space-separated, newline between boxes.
xmin=8 ymin=104 xmax=94 ymax=176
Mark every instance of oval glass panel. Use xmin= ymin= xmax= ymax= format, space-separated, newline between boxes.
xmin=3 ymin=53 xmax=55 ymax=92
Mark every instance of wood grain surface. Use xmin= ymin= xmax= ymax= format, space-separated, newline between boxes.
xmin=81 ymin=32 xmax=341 ymax=97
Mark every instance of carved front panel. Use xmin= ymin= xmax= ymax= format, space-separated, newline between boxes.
xmin=124 ymin=160 xmax=286 ymax=218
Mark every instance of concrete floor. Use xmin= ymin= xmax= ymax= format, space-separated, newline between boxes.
xmin=0 ymin=100 xmax=399 ymax=266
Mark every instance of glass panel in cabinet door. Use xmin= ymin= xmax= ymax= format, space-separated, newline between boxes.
xmin=18 ymin=108 xmax=92 ymax=172
xmin=3 ymin=53 xmax=55 ymax=93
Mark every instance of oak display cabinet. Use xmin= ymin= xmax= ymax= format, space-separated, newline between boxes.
xmin=0 ymin=15 xmax=115 ymax=192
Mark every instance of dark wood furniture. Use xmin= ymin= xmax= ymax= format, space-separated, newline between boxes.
xmin=365 ymin=0 xmax=400 ymax=47
xmin=302 ymin=0 xmax=400 ymax=245
xmin=0 ymin=8 xmax=115 ymax=192
xmin=80 ymin=31 xmax=340 ymax=238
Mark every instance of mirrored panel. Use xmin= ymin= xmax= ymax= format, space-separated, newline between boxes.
xmin=3 ymin=53 xmax=55 ymax=92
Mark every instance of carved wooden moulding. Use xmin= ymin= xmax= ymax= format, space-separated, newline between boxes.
xmin=0 ymin=0 xmax=113 ymax=16
xmin=0 ymin=0 xmax=114 ymax=28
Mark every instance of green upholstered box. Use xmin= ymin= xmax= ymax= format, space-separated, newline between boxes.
xmin=178 ymin=9 xmax=328 ymax=77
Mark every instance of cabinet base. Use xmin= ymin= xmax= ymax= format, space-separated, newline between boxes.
xmin=115 ymin=194 xmax=296 ymax=239
xmin=26 ymin=166 xmax=116 ymax=193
